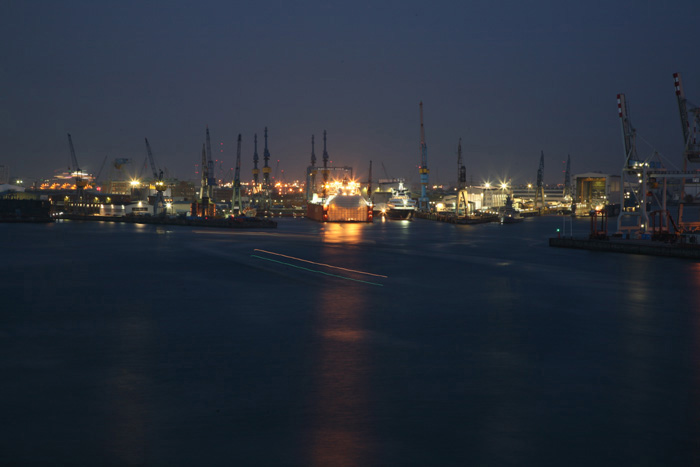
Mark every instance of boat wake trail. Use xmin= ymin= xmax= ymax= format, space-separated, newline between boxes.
xmin=252 ymin=249 xmax=386 ymax=286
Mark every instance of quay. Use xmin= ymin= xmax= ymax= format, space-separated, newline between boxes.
xmin=414 ymin=211 xmax=499 ymax=224
xmin=549 ymin=236 xmax=700 ymax=260
xmin=56 ymin=214 xmax=277 ymax=229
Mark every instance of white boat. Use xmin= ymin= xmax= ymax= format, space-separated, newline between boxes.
xmin=386 ymin=181 xmax=416 ymax=220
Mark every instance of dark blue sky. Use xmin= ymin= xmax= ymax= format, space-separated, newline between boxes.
xmin=2 ymin=0 xmax=699 ymax=186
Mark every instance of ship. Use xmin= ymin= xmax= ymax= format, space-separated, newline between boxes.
xmin=385 ymin=181 xmax=416 ymax=220
xmin=306 ymin=177 xmax=373 ymax=222
xmin=499 ymin=195 xmax=524 ymax=224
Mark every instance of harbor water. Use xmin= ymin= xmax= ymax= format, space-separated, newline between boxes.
xmin=1 ymin=216 xmax=699 ymax=465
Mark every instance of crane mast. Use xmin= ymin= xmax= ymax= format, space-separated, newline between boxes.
xmin=418 ymin=102 xmax=430 ymax=211
xmin=534 ymin=151 xmax=545 ymax=210
xmin=322 ymin=130 xmax=329 ymax=199
xmin=457 ymin=138 xmax=466 ymax=189
xmin=306 ymin=134 xmax=317 ymax=202
xmin=368 ymin=160 xmax=373 ymax=197
xmin=262 ymin=127 xmax=272 ymax=211
xmin=232 ymin=134 xmax=242 ymax=215
xmin=145 ymin=138 xmax=166 ymax=216
xmin=199 ymin=143 xmax=208 ymax=201
xmin=206 ymin=126 xmax=216 ymax=191
xmin=563 ymin=154 xmax=572 ymax=202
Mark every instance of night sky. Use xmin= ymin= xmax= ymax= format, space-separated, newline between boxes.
xmin=2 ymin=0 xmax=699 ymax=186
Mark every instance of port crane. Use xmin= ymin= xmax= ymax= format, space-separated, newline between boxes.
xmin=262 ymin=127 xmax=272 ymax=211
xmin=418 ymin=102 xmax=430 ymax=211
xmin=534 ymin=151 xmax=545 ymax=210
xmin=306 ymin=135 xmax=317 ymax=201
xmin=615 ymin=93 xmax=652 ymax=234
xmin=145 ymin=138 xmax=166 ymax=216
xmin=455 ymin=138 xmax=470 ymax=217
xmin=673 ymin=72 xmax=700 ymax=231
xmin=67 ymin=133 xmax=88 ymax=213
xmin=232 ymin=134 xmax=242 ymax=215
xmin=205 ymin=126 xmax=216 ymax=193
xmin=563 ymin=155 xmax=572 ymax=204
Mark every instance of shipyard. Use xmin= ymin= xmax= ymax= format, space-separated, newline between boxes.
xmin=3 ymin=72 xmax=700 ymax=260
xmin=3 ymin=2 xmax=700 ymax=465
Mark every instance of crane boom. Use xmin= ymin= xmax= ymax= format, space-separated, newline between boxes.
xmin=144 ymin=138 xmax=158 ymax=178
xmin=617 ymin=94 xmax=638 ymax=167
xmin=673 ymin=72 xmax=700 ymax=162
xmin=67 ymin=133 xmax=80 ymax=172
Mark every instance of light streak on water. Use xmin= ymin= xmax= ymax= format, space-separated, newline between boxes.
xmin=254 ymin=249 xmax=387 ymax=278
xmin=250 ymin=254 xmax=384 ymax=286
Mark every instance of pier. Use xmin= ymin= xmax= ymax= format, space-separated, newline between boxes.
xmin=549 ymin=236 xmax=700 ymax=260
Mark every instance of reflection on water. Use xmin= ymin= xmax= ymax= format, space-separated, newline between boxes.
xmin=104 ymin=310 xmax=153 ymax=464
xmin=309 ymin=274 xmax=372 ymax=465
xmin=319 ymin=223 xmax=365 ymax=244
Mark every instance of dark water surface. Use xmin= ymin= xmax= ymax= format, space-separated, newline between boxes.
xmin=2 ymin=217 xmax=699 ymax=465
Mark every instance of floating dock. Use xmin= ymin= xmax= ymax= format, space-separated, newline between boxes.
xmin=549 ymin=236 xmax=700 ymax=260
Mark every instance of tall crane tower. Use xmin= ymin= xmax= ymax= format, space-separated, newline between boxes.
xmin=563 ymin=154 xmax=572 ymax=203
xmin=456 ymin=138 xmax=469 ymax=217
xmin=306 ymin=134 xmax=317 ymax=201
xmin=67 ymin=133 xmax=88 ymax=214
xmin=457 ymin=138 xmax=466 ymax=189
xmin=534 ymin=151 xmax=546 ymax=210
xmin=199 ymin=143 xmax=208 ymax=201
xmin=145 ymin=138 xmax=166 ymax=216
xmin=418 ymin=102 xmax=430 ymax=211
xmin=252 ymin=133 xmax=259 ymax=205
xmin=206 ymin=126 xmax=216 ymax=193
xmin=232 ymin=134 xmax=242 ymax=215
xmin=322 ymin=130 xmax=329 ymax=199
xmin=262 ymin=127 xmax=272 ymax=210
xmin=673 ymin=72 xmax=700 ymax=229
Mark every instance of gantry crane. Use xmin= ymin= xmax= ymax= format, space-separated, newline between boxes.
xmin=673 ymin=72 xmax=700 ymax=231
xmin=616 ymin=93 xmax=649 ymax=233
xmin=145 ymin=138 xmax=166 ymax=216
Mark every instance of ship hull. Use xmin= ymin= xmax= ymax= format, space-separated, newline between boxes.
xmin=386 ymin=208 xmax=414 ymax=220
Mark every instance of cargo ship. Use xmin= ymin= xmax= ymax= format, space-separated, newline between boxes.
xmin=306 ymin=177 xmax=373 ymax=222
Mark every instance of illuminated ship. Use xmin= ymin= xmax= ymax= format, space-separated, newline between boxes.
xmin=385 ymin=181 xmax=416 ymax=220
xmin=306 ymin=177 xmax=373 ymax=222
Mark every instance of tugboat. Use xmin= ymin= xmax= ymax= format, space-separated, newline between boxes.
xmin=500 ymin=195 xmax=524 ymax=224
xmin=386 ymin=181 xmax=416 ymax=220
